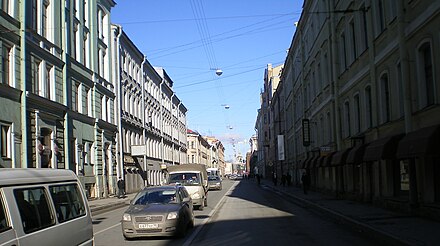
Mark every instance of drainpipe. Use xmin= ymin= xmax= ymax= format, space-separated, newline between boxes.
xmin=397 ymin=0 xmax=416 ymax=207
xmin=160 ymin=79 xmax=165 ymax=168
xmin=114 ymin=25 xmax=124 ymax=180
xmin=328 ymin=0 xmax=341 ymax=151
xmin=19 ymin=0 xmax=28 ymax=168
xmin=397 ymin=1 xmax=412 ymax=133
xmin=141 ymin=55 xmax=149 ymax=186
xmin=170 ymin=93 xmax=175 ymax=165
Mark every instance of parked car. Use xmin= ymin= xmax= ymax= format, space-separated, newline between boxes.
xmin=207 ymin=176 xmax=222 ymax=190
xmin=0 ymin=168 xmax=94 ymax=246
xmin=121 ymin=185 xmax=194 ymax=239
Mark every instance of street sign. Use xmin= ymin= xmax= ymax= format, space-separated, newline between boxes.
xmin=131 ymin=145 xmax=147 ymax=156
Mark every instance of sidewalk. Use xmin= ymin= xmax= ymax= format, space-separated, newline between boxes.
xmin=88 ymin=193 xmax=137 ymax=216
xmin=259 ymin=179 xmax=440 ymax=246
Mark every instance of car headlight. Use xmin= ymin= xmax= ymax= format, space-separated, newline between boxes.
xmin=167 ymin=211 xmax=179 ymax=220
xmin=192 ymin=192 xmax=200 ymax=199
xmin=122 ymin=213 xmax=132 ymax=221
xmin=216 ymin=182 xmax=221 ymax=185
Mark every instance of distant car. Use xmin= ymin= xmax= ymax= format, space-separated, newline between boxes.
xmin=208 ymin=176 xmax=222 ymax=190
xmin=121 ymin=185 xmax=194 ymax=239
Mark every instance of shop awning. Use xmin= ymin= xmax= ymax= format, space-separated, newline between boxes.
xmin=396 ymin=125 xmax=440 ymax=159
xmin=331 ymin=148 xmax=352 ymax=166
xmin=311 ymin=156 xmax=320 ymax=168
xmin=302 ymin=156 xmax=314 ymax=169
xmin=346 ymin=143 xmax=369 ymax=164
xmin=321 ymin=152 xmax=336 ymax=167
xmin=363 ymin=134 xmax=404 ymax=162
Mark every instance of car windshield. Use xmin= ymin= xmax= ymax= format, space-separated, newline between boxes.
xmin=133 ymin=190 xmax=177 ymax=205
xmin=208 ymin=176 xmax=219 ymax=181
xmin=169 ymin=173 xmax=201 ymax=186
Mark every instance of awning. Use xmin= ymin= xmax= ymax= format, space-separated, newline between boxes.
xmin=396 ymin=125 xmax=440 ymax=159
xmin=331 ymin=148 xmax=352 ymax=166
xmin=346 ymin=143 xmax=370 ymax=164
xmin=363 ymin=134 xmax=405 ymax=162
xmin=302 ymin=156 xmax=314 ymax=169
xmin=320 ymin=152 xmax=336 ymax=167
xmin=316 ymin=156 xmax=326 ymax=167
xmin=311 ymin=156 xmax=320 ymax=168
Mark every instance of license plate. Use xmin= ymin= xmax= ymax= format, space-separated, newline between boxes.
xmin=138 ymin=223 xmax=159 ymax=229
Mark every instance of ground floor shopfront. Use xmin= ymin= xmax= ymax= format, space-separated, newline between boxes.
xmin=297 ymin=125 xmax=440 ymax=221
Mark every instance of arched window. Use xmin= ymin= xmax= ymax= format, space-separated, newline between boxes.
xmin=380 ymin=73 xmax=391 ymax=123
xmin=364 ymin=85 xmax=373 ymax=128
xmin=417 ymin=42 xmax=435 ymax=108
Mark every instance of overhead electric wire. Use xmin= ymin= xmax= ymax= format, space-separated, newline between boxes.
xmin=175 ymin=61 xmax=284 ymax=89
xmin=147 ymin=12 xmax=296 ymax=57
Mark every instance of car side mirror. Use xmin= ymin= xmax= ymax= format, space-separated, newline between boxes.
xmin=182 ymin=197 xmax=191 ymax=203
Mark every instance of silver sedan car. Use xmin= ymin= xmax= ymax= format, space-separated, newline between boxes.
xmin=121 ymin=185 xmax=194 ymax=239
xmin=208 ymin=176 xmax=222 ymax=190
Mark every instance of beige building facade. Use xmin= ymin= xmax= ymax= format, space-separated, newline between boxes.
xmin=258 ymin=0 xmax=440 ymax=219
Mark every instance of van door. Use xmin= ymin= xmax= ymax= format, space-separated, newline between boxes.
xmin=0 ymin=191 xmax=18 ymax=246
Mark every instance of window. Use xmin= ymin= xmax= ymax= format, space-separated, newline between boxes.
xmin=350 ymin=20 xmax=357 ymax=61
xmin=31 ymin=0 xmax=38 ymax=30
xmin=14 ymin=188 xmax=55 ymax=233
xmin=376 ymin=0 xmax=386 ymax=34
xmin=418 ymin=42 xmax=435 ymax=108
xmin=1 ymin=45 xmax=11 ymax=85
xmin=339 ymin=32 xmax=346 ymax=73
xmin=396 ymin=62 xmax=404 ymax=117
xmin=1 ymin=0 xmax=9 ymax=14
xmin=344 ymin=101 xmax=351 ymax=137
xmin=73 ymin=82 xmax=80 ymax=112
xmin=354 ymin=94 xmax=361 ymax=133
xmin=1 ymin=124 xmax=11 ymax=158
xmin=42 ymin=1 xmax=48 ymax=37
xmin=45 ymin=64 xmax=52 ymax=99
xmin=380 ymin=73 xmax=391 ymax=123
xmin=85 ymin=87 xmax=91 ymax=116
xmin=49 ymin=184 xmax=86 ymax=223
xmin=72 ymin=24 xmax=78 ymax=59
xmin=83 ymin=32 xmax=88 ymax=66
xmin=32 ymin=59 xmax=41 ymax=95
xmin=365 ymin=86 xmax=373 ymax=128
xmin=360 ymin=4 xmax=368 ymax=51
xmin=0 ymin=193 xmax=11 ymax=233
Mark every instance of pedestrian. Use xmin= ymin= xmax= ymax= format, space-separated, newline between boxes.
xmin=272 ymin=171 xmax=277 ymax=186
xmin=301 ymin=172 xmax=310 ymax=194
xmin=287 ymin=173 xmax=292 ymax=186
xmin=117 ymin=177 xmax=125 ymax=198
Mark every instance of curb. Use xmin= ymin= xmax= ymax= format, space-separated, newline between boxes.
xmin=90 ymin=200 xmax=129 ymax=216
xmin=265 ymin=184 xmax=413 ymax=246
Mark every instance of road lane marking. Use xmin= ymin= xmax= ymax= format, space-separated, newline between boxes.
xmin=94 ymin=223 xmax=120 ymax=236
xmin=182 ymin=182 xmax=238 ymax=246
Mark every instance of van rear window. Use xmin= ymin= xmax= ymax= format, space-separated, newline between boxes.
xmin=14 ymin=188 xmax=55 ymax=233
xmin=49 ymin=184 xmax=86 ymax=223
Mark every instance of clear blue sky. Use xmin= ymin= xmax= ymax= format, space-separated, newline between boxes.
xmin=112 ymin=0 xmax=303 ymax=161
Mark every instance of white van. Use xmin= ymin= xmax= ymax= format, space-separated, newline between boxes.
xmin=0 ymin=168 xmax=94 ymax=246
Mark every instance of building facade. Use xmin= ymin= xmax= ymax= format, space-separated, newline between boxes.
xmin=112 ymin=26 xmax=188 ymax=192
xmin=265 ymin=0 xmax=440 ymax=219
xmin=0 ymin=0 xmax=188 ymax=199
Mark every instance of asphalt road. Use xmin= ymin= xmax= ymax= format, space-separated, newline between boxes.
xmin=93 ymin=179 xmax=376 ymax=246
